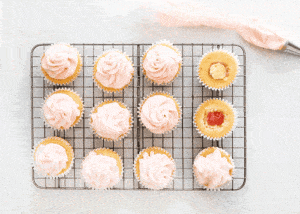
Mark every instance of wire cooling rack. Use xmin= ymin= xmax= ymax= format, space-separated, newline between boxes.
xmin=31 ymin=43 xmax=246 ymax=191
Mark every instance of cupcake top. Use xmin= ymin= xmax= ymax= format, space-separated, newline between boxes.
xmin=81 ymin=149 xmax=122 ymax=190
xmin=140 ymin=93 xmax=180 ymax=134
xmin=90 ymin=101 xmax=131 ymax=140
xmin=194 ymin=147 xmax=233 ymax=189
xmin=198 ymin=50 xmax=239 ymax=90
xmin=41 ymin=44 xmax=79 ymax=80
xmin=43 ymin=90 xmax=82 ymax=130
xmin=143 ymin=42 xmax=182 ymax=84
xmin=94 ymin=50 xmax=134 ymax=91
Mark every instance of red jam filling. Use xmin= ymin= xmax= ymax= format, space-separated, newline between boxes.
xmin=207 ymin=111 xmax=224 ymax=126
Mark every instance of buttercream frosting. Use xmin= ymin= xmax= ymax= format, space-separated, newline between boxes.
xmin=143 ymin=45 xmax=181 ymax=84
xmin=43 ymin=93 xmax=80 ymax=129
xmin=41 ymin=44 xmax=79 ymax=79
xmin=140 ymin=95 xmax=179 ymax=134
xmin=139 ymin=151 xmax=175 ymax=190
xmin=81 ymin=151 xmax=121 ymax=189
xmin=91 ymin=102 xmax=131 ymax=140
xmin=95 ymin=51 xmax=133 ymax=89
xmin=35 ymin=143 xmax=68 ymax=177
xmin=194 ymin=149 xmax=233 ymax=189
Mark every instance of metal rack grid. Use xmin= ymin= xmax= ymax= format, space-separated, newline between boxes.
xmin=31 ymin=43 xmax=246 ymax=191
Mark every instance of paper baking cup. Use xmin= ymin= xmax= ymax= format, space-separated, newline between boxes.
xmin=138 ymin=91 xmax=182 ymax=134
xmin=32 ymin=137 xmax=74 ymax=179
xmin=42 ymin=88 xmax=84 ymax=131
xmin=193 ymin=98 xmax=237 ymax=140
xmin=193 ymin=147 xmax=235 ymax=191
xmin=41 ymin=44 xmax=82 ymax=85
xmin=198 ymin=49 xmax=240 ymax=91
xmin=93 ymin=49 xmax=134 ymax=93
xmin=134 ymin=146 xmax=176 ymax=190
xmin=90 ymin=100 xmax=133 ymax=141
xmin=142 ymin=40 xmax=182 ymax=85
xmin=81 ymin=148 xmax=123 ymax=190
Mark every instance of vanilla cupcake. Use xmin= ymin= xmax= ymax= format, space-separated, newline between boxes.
xmin=139 ymin=92 xmax=181 ymax=134
xmin=33 ymin=137 xmax=74 ymax=178
xmin=90 ymin=100 xmax=132 ymax=141
xmin=194 ymin=98 xmax=236 ymax=140
xmin=43 ymin=89 xmax=83 ymax=130
xmin=198 ymin=49 xmax=239 ymax=90
xmin=81 ymin=148 xmax=123 ymax=190
xmin=142 ymin=41 xmax=182 ymax=84
xmin=41 ymin=43 xmax=82 ymax=85
xmin=134 ymin=147 xmax=175 ymax=190
xmin=93 ymin=50 xmax=134 ymax=92
xmin=193 ymin=147 xmax=234 ymax=190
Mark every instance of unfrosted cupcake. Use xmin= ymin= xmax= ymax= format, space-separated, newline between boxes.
xmin=193 ymin=147 xmax=234 ymax=190
xmin=142 ymin=41 xmax=182 ymax=84
xmin=33 ymin=137 xmax=74 ymax=178
xmin=93 ymin=50 xmax=134 ymax=92
xmin=41 ymin=43 xmax=82 ymax=85
xmin=81 ymin=148 xmax=123 ymax=190
xmin=90 ymin=100 xmax=132 ymax=141
xmin=198 ymin=49 xmax=239 ymax=90
xmin=194 ymin=98 xmax=236 ymax=140
xmin=43 ymin=89 xmax=83 ymax=130
xmin=134 ymin=147 xmax=176 ymax=190
xmin=139 ymin=92 xmax=181 ymax=134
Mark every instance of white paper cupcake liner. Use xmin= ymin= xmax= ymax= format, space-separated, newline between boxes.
xmin=81 ymin=148 xmax=124 ymax=190
xmin=89 ymin=100 xmax=133 ymax=142
xmin=197 ymin=49 xmax=240 ymax=91
xmin=193 ymin=98 xmax=238 ymax=141
xmin=41 ymin=43 xmax=82 ymax=86
xmin=32 ymin=137 xmax=74 ymax=179
xmin=41 ymin=88 xmax=84 ymax=131
xmin=133 ymin=146 xmax=176 ymax=190
xmin=138 ymin=91 xmax=182 ymax=135
xmin=193 ymin=147 xmax=235 ymax=191
xmin=142 ymin=40 xmax=183 ymax=85
xmin=93 ymin=49 xmax=135 ymax=93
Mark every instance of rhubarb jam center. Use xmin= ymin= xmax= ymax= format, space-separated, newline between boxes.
xmin=207 ymin=111 xmax=224 ymax=126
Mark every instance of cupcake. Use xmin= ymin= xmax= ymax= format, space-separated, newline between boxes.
xmin=193 ymin=147 xmax=234 ymax=190
xmin=33 ymin=137 xmax=74 ymax=178
xmin=41 ymin=43 xmax=82 ymax=85
xmin=194 ymin=98 xmax=236 ymax=140
xmin=81 ymin=148 xmax=123 ymax=190
xmin=43 ymin=89 xmax=84 ymax=130
xmin=139 ymin=92 xmax=181 ymax=134
xmin=142 ymin=40 xmax=182 ymax=85
xmin=198 ymin=49 xmax=239 ymax=90
xmin=93 ymin=50 xmax=134 ymax=92
xmin=90 ymin=100 xmax=132 ymax=141
xmin=134 ymin=147 xmax=176 ymax=190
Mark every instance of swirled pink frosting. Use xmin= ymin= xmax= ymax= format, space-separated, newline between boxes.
xmin=91 ymin=102 xmax=130 ymax=140
xmin=41 ymin=44 xmax=79 ymax=79
xmin=140 ymin=95 xmax=179 ymax=134
xmin=43 ymin=93 xmax=80 ymax=129
xmin=95 ymin=51 xmax=133 ymax=89
xmin=81 ymin=151 xmax=121 ymax=189
xmin=143 ymin=45 xmax=182 ymax=84
xmin=139 ymin=151 xmax=175 ymax=190
xmin=194 ymin=149 xmax=233 ymax=189
xmin=35 ymin=143 xmax=68 ymax=177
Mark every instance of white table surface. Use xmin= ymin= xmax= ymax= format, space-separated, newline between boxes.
xmin=1 ymin=0 xmax=300 ymax=213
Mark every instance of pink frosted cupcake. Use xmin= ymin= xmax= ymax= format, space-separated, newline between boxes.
xmin=142 ymin=41 xmax=182 ymax=84
xmin=90 ymin=100 xmax=132 ymax=141
xmin=139 ymin=92 xmax=181 ymax=134
xmin=41 ymin=43 xmax=82 ymax=85
xmin=81 ymin=148 xmax=123 ymax=190
xmin=93 ymin=50 xmax=134 ymax=92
